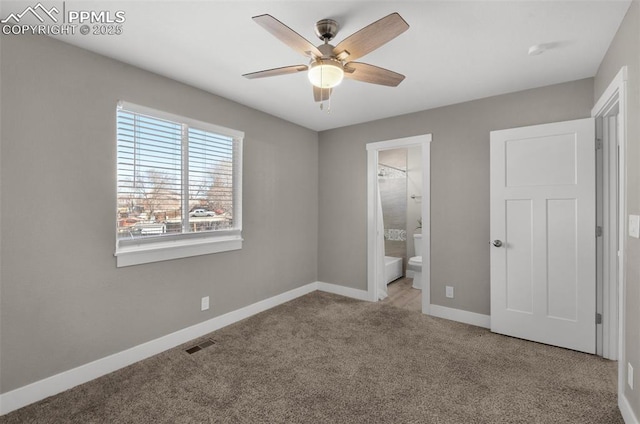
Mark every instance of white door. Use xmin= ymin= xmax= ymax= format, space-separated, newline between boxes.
xmin=490 ymin=118 xmax=596 ymax=354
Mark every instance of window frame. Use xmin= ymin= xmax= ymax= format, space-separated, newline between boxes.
xmin=115 ymin=101 xmax=244 ymax=267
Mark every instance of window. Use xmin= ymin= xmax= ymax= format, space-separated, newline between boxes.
xmin=115 ymin=101 xmax=243 ymax=267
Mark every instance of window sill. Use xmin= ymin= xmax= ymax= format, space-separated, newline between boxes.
xmin=115 ymin=234 xmax=242 ymax=267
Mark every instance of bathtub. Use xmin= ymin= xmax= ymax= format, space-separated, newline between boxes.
xmin=384 ymin=256 xmax=403 ymax=284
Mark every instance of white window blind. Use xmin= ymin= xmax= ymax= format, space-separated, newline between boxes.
xmin=115 ymin=101 xmax=243 ymax=266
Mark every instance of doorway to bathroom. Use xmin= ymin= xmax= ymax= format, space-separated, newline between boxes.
xmin=377 ymin=148 xmax=422 ymax=307
xmin=366 ymin=134 xmax=432 ymax=314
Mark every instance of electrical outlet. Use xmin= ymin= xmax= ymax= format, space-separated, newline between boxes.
xmin=629 ymin=363 xmax=634 ymax=390
xmin=629 ymin=215 xmax=640 ymax=238
xmin=445 ymin=286 xmax=454 ymax=299
xmin=201 ymin=296 xmax=209 ymax=311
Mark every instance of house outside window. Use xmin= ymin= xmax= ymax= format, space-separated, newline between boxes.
xmin=115 ymin=101 xmax=243 ymax=267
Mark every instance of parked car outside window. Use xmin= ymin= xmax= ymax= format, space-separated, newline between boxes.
xmin=189 ymin=208 xmax=215 ymax=217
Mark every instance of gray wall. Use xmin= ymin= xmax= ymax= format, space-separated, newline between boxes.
xmin=318 ymin=78 xmax=594 ymax=316
xmin=1 ymin=15 xmax=632 ymax=411
xmin=0 ymin=35 xmax=318 ymax=393
xmin=594 ymin=0 xmax=640 ymax=415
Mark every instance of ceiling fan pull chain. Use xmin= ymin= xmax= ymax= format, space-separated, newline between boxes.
xmin=320 ymin=69 xmax=325 ymax=111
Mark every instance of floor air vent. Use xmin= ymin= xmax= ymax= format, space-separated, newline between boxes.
xmin=185 ymin=338 xmax=216 ymax=354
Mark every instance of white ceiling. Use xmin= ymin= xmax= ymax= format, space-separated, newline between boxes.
xmin=34 ymin=1 xmax=632 ymax=130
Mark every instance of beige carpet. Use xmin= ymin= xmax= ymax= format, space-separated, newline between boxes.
xmin=1 ymin=292 xmax=622 ymax=423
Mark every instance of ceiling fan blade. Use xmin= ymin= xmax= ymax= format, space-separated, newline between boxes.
xmin=313 ymin=86 xmax=332 ymax=102
xmin=243 ymin=65 xmax=308 ymax=79
xmin=333 ymin=13 xmax=409 ymax=62
xmin=343 ymin=62 xmax=405 ymax=87
xmin=253 ymin=14 xmax=322 ymax=59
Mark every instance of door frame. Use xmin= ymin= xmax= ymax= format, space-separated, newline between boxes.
xmin=591 ymin=67 xmax=627 ymax=363
xmin=366 ymin=134 xmax=432 ymax=313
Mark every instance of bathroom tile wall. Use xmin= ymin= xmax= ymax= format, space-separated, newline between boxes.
xmin=379 ymin=149 xmax=407 ymax=270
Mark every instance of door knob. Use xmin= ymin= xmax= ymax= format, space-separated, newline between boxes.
xmin=492 ymin=240 xmax=503 ymax=247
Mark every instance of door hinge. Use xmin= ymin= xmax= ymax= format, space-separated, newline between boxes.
xmin=596 ymin=226 xmax=603 ymax=237
xmin=596 ymin=138 xmax=603 ymax=150
xmin=596 ymin=313 xmax=603 ymax=325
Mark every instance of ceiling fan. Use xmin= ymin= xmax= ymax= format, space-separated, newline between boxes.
xmin=243 ymin=13 xmax=409 ymax=105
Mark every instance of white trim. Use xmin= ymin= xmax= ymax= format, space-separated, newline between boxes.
xmin=0 ymin=283 xmax=317 ymax=416
xmin=366 ymin=134 xmax=431 ymax=152
xmin=0 ymin=281 xmax=376 ymax=415
xmin=317 ymin=281 xmax=372 ymax=301
xmin=620 ymin=394 xmax=639 ymax=424
xmin=118 ymin=101 xmax=245 ymax=139
xmin=591 ymin=68 xmax=627 ymax=372
xmin=366 ymin=148 xmax=379 ymax=301
xmin=420 ymin=140 xmax=432 ymax=314
xmin=115 ymin=101 xmax=244 ymax=267
xmin=429 ymin=304 xmax=491 ymax=329
xmin=116 ymin=235 xmax=242 ymax=267
xmin=366 ymin=134 xmax=432 ymax=312
xmin=592 ymin=67 xmax=627 ymax=118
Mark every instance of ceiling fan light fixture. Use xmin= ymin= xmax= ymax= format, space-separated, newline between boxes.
xmin=308 ymin=59 xmax=344 ymax=88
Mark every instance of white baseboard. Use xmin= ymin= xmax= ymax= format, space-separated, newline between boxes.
xmin=428 ymin=304 xmax=491 ymax=329
xmin=620 ymin=393 xmax=639 ymax=424
xmin=10 ymin=283 xmax=626 ymax=420
xmin=316 ymin=281 xmax=372 ymax=301
xmin=0 ymin=282 xmax=318 ymax=416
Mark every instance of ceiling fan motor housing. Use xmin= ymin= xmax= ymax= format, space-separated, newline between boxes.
xmin=316 ymin=43 xmax=337 ymax=59
xmin=315 ymin=19 xmax=338 ymax=41
xmin=311 ymin=44 xmax=345 ymax=73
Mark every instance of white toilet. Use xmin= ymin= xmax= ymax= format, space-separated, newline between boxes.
xmin=408 ymin=234 xmax=422 ymax=290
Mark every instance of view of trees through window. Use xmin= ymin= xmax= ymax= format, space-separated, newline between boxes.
xmin=117 ymin=109 xmax=235 ymax=239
